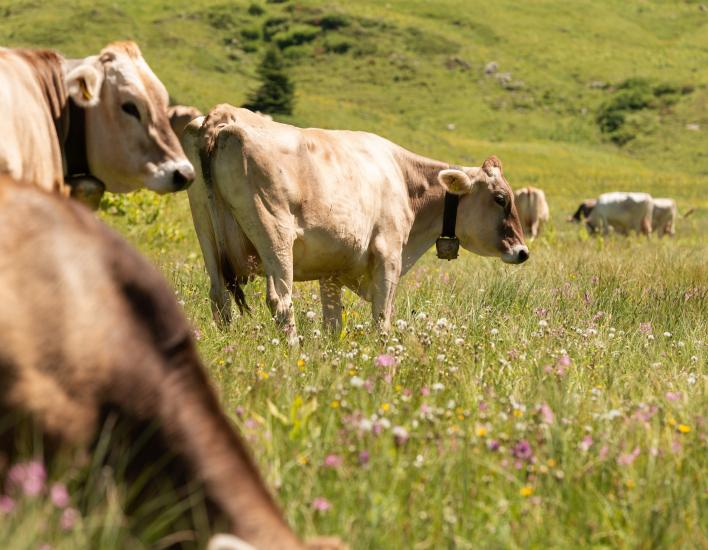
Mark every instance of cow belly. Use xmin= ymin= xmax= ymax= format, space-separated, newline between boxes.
xmin=292 ymin=229 xmax=368 ymax=281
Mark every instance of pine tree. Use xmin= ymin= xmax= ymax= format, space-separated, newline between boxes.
xmin=243 ymin=47 xmax=294 ymax=115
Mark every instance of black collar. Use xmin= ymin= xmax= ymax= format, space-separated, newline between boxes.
xmin=436 ymin=192 xmax=460 ymax=260
xmin=64 ymin=98 xmax=91 ymax=179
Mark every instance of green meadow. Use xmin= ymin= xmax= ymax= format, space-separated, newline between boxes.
xmin=0 ymin=1 xmax=706 ymax=548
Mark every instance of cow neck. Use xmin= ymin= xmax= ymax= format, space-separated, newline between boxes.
xmin=64 ymin=98 xmax=93 ymax=180
xmin=400 ymin=152 xmax=455 ymax=273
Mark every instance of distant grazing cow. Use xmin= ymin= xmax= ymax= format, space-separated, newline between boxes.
xmin=0 ymin=42 xmax=194 ymax=207
xmin=651 ymin=198 xmax=677 ymax=238
xmin=586 ymin=192 xmax=653 ymax=236
xmin=568 ymin=199 xmax=596 ymax=223
xmin=514 ymin=186 xmax=549 ymax=239
xmin=168 ymin=104 xmax=203 ymax=138
xmin=0 ymin=177 xmax=340 ymax=550
xmin=182 ymin=106 xmax=528 ymax=343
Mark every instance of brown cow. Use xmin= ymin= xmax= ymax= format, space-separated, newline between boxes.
xmin=183 ymin=106 xmax=528 ymax=343
xmin=514 ymin=186 xmax=549 ymax=239
xmin=0 ymin=42 xmax=194 ymax=206
xmin=168 ymin=104 xmax=203 ymax=138
xmin=0 ymin=177 xmax=340 ymax=550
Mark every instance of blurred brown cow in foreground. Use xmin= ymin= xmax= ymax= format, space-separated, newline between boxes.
xmin=0 ymin=177 xmax=341 ymax=550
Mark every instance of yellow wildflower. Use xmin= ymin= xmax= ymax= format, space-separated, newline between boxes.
xmin=625 ymin=479 xmax=635 ymax=489
xmin=513 ymin=409 xmax=524 ymax=418
xmin=330 ymin=400 xmax=340 ymax=409
xmin=475 ymin=426 xmax=488 ymax=437
xmin=296 ymin=358 xmax=305 ymax=368
xmin=519 ymin=486 xmax=534 ymax=497
xmin=677 ymin=424 xmax=691 ymax=433
xmin=547 ymin=458 xmax=556 ymax=468
xmin=381 ymin=403 xmax=390 ymax=413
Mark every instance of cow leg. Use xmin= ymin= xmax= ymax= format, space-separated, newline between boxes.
xmin=370 ymin=252 xmax=401 ymax=331
xmin=319 ymin=278 xmax=343 ymax=335
xmin=264 ymin=263 xmax=297 ymax=346
xmin=530 ymin=220 xmax=540 ymax=240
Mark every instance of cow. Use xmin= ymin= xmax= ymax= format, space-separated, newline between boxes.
xmin=182 ymin=105 xmax=528 ymax=344
xmin=651 ymin=197 xmax=677 ymax=238
xmin=0 ymin=177 xmax=341 ymax=550
xmin=585 ymin=192 xmax=653 ymax=236
xmin=0 ymin=42 xmax=194 ymax=208
xmin=568 ymin=199 xmax=596 ymax=223
xmin=169 ymin=104 xmax=203 ymax=138
xmin=514 ymin=186 xmax=549 ymax=239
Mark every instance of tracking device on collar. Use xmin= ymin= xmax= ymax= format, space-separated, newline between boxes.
xmin=436 ymin=192 xmax=460 ymax=260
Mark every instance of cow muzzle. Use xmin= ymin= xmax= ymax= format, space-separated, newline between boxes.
xmin=502 ymin=244 xmax=529 ymax=264
xmin=146 ymin=159 xmax=195 ymax=193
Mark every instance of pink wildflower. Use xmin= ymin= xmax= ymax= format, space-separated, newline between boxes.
xmin=617 ymin=447 xmax=640 ymax=466
xmin=60 ymin=507 xmax=79 ymax=531
xmin=312 ymin=497 xmax=331 ymax=512
xmin=665 ymin=391 xmax=681 ymax=402
xmin=358 ymin=451 xmax=370 ymax=466
xmin=375 ymin=354 xmax=395 ymax=367
xmin=6 ymin=460 xmax=46 ymax=497
xmin=579 ymin=435 xmax=593 ymax=452
xmin=50 ymin=483 xmax=70 ymax=509
xmin=0 ymin=495 xmax=14 ymax=514
xmin=323 ymin=454 xmax=342 ymax=469
xmin=539 ymin=403 xmax=555 ymax=425
xmin=487 ymin=439 xmax=500 ymax=452
xmin=420 ymin=386 xmax=430 ymax=396
xmin=393 ymin=426 xmax=409 ymax=446
xmin=639 ymin=322 xmax=652 ymax=335
xmin=512 ymin=440 xmax=533 ymax=461
xmin=598 ymin=445 xmax=609 ymax=461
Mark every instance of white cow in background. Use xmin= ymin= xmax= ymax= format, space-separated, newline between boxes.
xmin=586 ymin=192 xmax=653 ymax=236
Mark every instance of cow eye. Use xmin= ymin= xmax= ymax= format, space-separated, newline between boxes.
xmin=494 ymin=194 xmax=506 ymax=206
xmin=121 ymin=102 xmax=141 ymax=121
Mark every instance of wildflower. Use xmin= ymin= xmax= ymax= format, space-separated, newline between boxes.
xmin=436 ymin=354 xmax=446 ymax=362
xmin=358 ymin=451 xmax=370 ymax=466
xmin=663 ymin=331 xmax=672 ymax=338
xmin=579 ymin=435 xmax=593 ymax=453
xmin=436 ymin=318 xmax=449 ymax=329
xmin=306 ymin=310 xmax=316 ymax=320
xmin=256 ymin=345 xmax=265 ymax=352
xmin=393 ymin=426 xmax=409 ymax=446
xmin=639 ymin=322 xmax=652 ymax=334
xmin=7 ymin=460 xmax=46 ymax=497
xmin=538 ymin=319 xmax=548 ymax=328
xmin=193 ymin=329 xmax=202 ymax=341
xmin=512 ymin=440 xmax=533 ymax=461
xmin=297 ymin=358 xmax=306 ymax=368
xmin=677 ymin=424 xmax=691 ymax=434
xmin=415 ymin=312 xmax=428 ymax=320
xmin=537 ymin=403 xmax=554 ymax=424
xmin=381 ymin=403 xmax=390 ymax=413
xmin=270 ymin=338 xmax=280 ymax=346
xmin=454 ymin=337 xmax=465 ymax=345
xmin=476 ymin=426 xmax=488 ymax=437
xmin=60 ymin=507 xmax=79 ymax=531
xmin=50 ymin=483 xmax=70 ymax=509
xmin=330 ymin=400 xmax=340 ymax=409
xmin=519 ymin=486 xmax=534 ymax=497
xmin=598 ymin=445 xmax=609 ymax=461
xmin=323 ymin=454 xmax=343 ymax=469
xmin=375 ymin=354 xmax=396 ymax=367
xmin=0 ymin=495 xmax=14 ymax=514
xmin=432 ymin=383 xmax=445 ymax=392
xmin=625 ymin=479 xmax=636 ymax=489
xmin=350 ymin=376 xmax=364 ymax=388
xmin=490 ymin=328 xmax=499 ymax=336
xmin=312 ymin=329 xmax=321 ymax=338
xmin=312 ymin=497 xmax=331 ymax=512
xmin=617 ymin=447 xmax=640 ymax=466
xmin=414 ymin=454 xmax=424 ymax=468
xmin=557 ymin=355 xmax=571 ymax=368
xmin=395 ymin=319 xmax=408 ymax=330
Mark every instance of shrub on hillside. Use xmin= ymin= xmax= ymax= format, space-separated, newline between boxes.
xmin=247 ymin=3 xmax=265 ymax=16
xmin=324 ymin=35 xmax=351 ymax=54
xmin=596 ymin=78 xmax=692 ymax=145
xmin=273 ymin=24 xmax=319 ymax=49
xmin=243 ymin=47 xmax=295 ymax=115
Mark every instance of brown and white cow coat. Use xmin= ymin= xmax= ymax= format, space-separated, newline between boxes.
xmin=0 ymin=177 xmax=340 ymax=550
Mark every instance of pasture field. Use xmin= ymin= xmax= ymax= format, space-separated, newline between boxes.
xmin=1 ymin=0 xmax=707 ymax=548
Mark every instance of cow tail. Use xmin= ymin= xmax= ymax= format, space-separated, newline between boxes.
xmin=570 ymin=203 xmax=585 ymax=222
xmin=682 ymin=208 xmax=695 ymax=219
xmin=220 ymin=255 xmax=250 ymax=315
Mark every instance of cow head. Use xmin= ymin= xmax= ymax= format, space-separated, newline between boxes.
xmin=65 ymin=42 xmax=194 ymax=193
xmin=438 ymin=156 xmax=529 ymax=264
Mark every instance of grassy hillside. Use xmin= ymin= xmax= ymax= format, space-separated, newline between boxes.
xmin=0 ymin=1 xmax=706 ymax=549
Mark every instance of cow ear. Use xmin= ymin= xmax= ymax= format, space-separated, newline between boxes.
xmin=66 ymin=60 xmax=104 ymax=108
xmin=438 ymin=169 xmax=473 ymax=195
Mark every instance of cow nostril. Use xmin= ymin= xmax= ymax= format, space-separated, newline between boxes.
xmin=173 ymin=168 xmax=193 ymax=190
xmin=517 ymin=248 xmax=529 ymax=263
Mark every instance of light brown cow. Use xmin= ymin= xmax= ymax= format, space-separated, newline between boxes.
xmin=168 ymin=104 xmax=203 ymax=138
xmin=183 ymin=106 xmax=528 ymax=343
xmin=514 ymin=186 xmax=549 ymax=239
xmin=0 ymin=177 xmax=340 ymax=550
xmin=651 ymin=197 xmax=677 ymax=238
xmin=0 ymin=42 xmax=194 ymax=202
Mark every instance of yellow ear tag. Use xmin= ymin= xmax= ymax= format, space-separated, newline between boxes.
xmin=79 ymin=79 xmax=92 ymax=102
